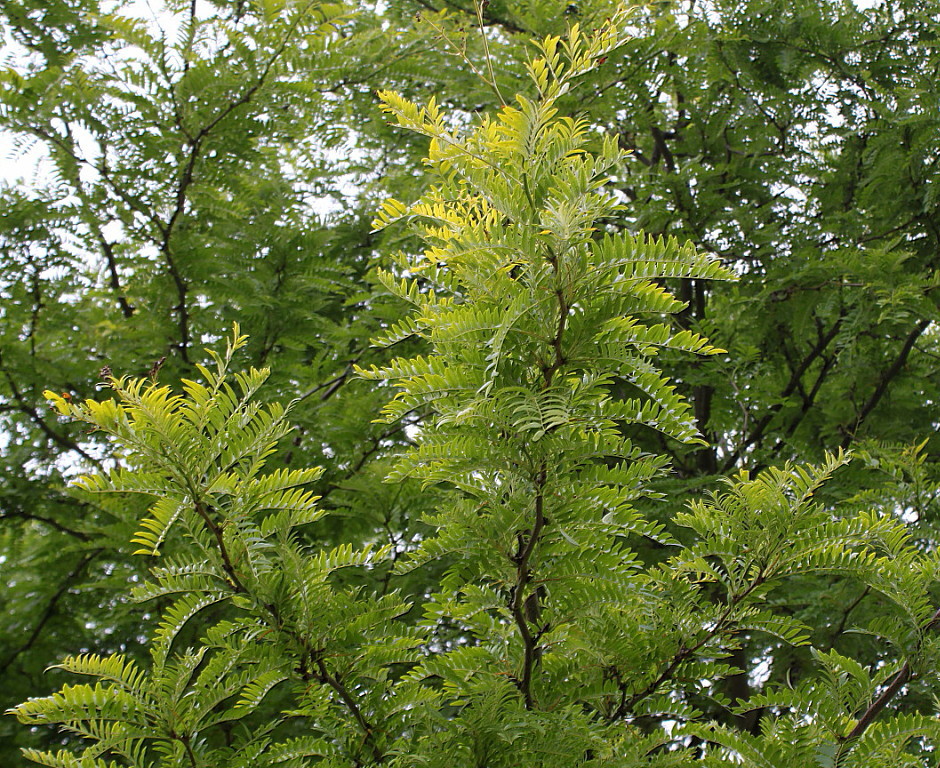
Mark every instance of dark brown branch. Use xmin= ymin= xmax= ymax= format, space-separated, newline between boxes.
xmin=768 ymin=352 xmax=837 ymax=459
xmin=97 ymin=232 xmax=136 ymax=318
xmin=161 ymin=2 xmax=322 ymax=364
xmin=842 ymin=603 xmax=940 ymax=743
xmin=844 ymin=662 xmax=911 ymax=742
xmin=840 ymin=319 xmax=930 ymax=449
xmin=509 ymin=467 xmax=547 ymax=710
xmin=159 ymin=246 xmax=192 ymax=364
xmin=193 ymin=496 xmax=384 ymax=761
xmin=505 ymin=241 xmax=574 ymax=707
xmin=317 ymin=418 xmax=417 ymax=503
xmin=722 ymin=316 xmax=844 ymax=471
xmin=58 ymin=124 xmax=136 ymax=319
xmin=540 ymin=248 xmax=569 ymax=388
xmin=713 ymin=41 xmax=790 ymax=147
xmin=0 ymin=509 xmax=90 ymax=540
xmin=611 ymin=575 xmax=765 ymax=720
xmin=297 ymin=361 xmax=358 ymax=403
xmin=193 ymin=500 xmax=248 ymax=594
xmin=0 ymin=354 xmax=100 ymax=466
xmin=836 ymin=606 xmax=940 ymax=746
xmin=26 ymin=257 xmax=42 ymax=357
xmin=180 ymin=734 xmax=199 ymax=768
xmin=0 ymin=549 xmax=103 ymax=676
xmin=409 ymin=0 xmax=530 ymax=35
xmin=21 ymin=125 xmax=164 ymax=236
xmin=830 ymin=585 xmax=871 ymax=642
xmin=679 ymin=279 xmax=717 ymax=474
xmin=315 ymin=658 xmax=385 ymax=763
xmin=650 ymin=125 xmax=675 ymax=172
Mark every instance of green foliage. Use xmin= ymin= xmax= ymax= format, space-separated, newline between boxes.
xmin=362 ymin=16 xmax=735 ymax=738
xmin=3 ymin=1 xmax=940 ymax=766
xmin=14 ymin=327 xmax=415 ymax=766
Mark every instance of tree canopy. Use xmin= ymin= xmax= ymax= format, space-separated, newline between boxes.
xmin=1 ymin=1 xmax=940 ymax=765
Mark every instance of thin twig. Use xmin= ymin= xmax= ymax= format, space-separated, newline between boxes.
xmin=0 ymin=549 xmax=103 ymax=677
xmin=830 ymin=585 xmax=871 ymax=641
xmin=611 ymin=575 xmax=766 ymax=720
xmin=722 ymin=316 xmax=844 ymax=471
xmin=0 ymin=354 xmax=101 ymax=466
xmin=0 ymin=509 xmax=90 ymax=540
xmin=840 ymin=320 xmax=931 ymax=449
xmin=475 ymin=1 xmax=506 ymax=106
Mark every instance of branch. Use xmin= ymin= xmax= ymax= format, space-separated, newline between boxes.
xmin=0 ymin=353 xmax=101 ymax=466
xmin=179 ymin=734 xmax=199 ymax=768
xmin=841 ymin=604 xmax=940 ymax=743
xmin=611 ymin=574 xmax=766 ymax=720
xmin=314 ymin=657 xmax=385 ymax=763
xmin=21 ymin=124 xmax=164 ymax=237
xmin=840 ymin=319 xmax=931 ymax=449
xmin=504 ymin=242 xmax=576 ymax=707
xmin=722 ymin=315 xmax=844 ymax=471
xmin=297 ymin=360 xmax=358 ymax=403
xmin=59 ymin=124 xmax=136 ymax=319
xmin=193 ymin=500 xmax=248 ymax=594
xmin=509 ymin=466 xmax=547 ymax=710
xmin=830 ymin=585 xmax=871 ymax=643
xmin=0 ymin=508 xmax=90 ymax=540
xmin=160 ymin=1 xmax=324 ymax=363
xmin=194 ymin=496 xmax=385 ymax=761
xmin=650 ymin=124 xmax=675 ymax=172
xmin=25 ymin=256 xmax=43 ymax=357
xmin=844 ymin=662 xmax=912 ymax=742
xmin=540 ymin=249 xmax=569 ymax=388
xmin=472 ymin=1 xmax=506 ymax=106
xmin=317 ymin=418 xmax=418 ymax=503
xmin=768 ymin=352 xmax=837 ymax=460
xmin=97 ymin=231 xmax=136 ymax=318
xmin=0 ymin=549 xmax=103 ymax=677
xmin=409 ymin=0 xmax=530 ymax=35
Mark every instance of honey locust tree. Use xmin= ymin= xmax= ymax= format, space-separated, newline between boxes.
xmin=543 ymin=0 xmax=940 ymax=731
xmin=3 ymin=0 xmax=940 ymax=765
xmin=0 ymin=0 xmax=492 ymax=756
xmin=388 ymin=0 xmax=940 ymax=740
xmin=7 ymin=14 xmax=940 ymax=768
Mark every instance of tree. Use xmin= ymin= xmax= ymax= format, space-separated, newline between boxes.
xmin=2 ymin=1 xmax=940 ymax=765
xmin=0 ymin=0 xmax=448 ymax=753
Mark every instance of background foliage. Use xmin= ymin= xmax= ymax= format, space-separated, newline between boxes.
xmin=1 ymin=0 xmax=940 ymax=764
